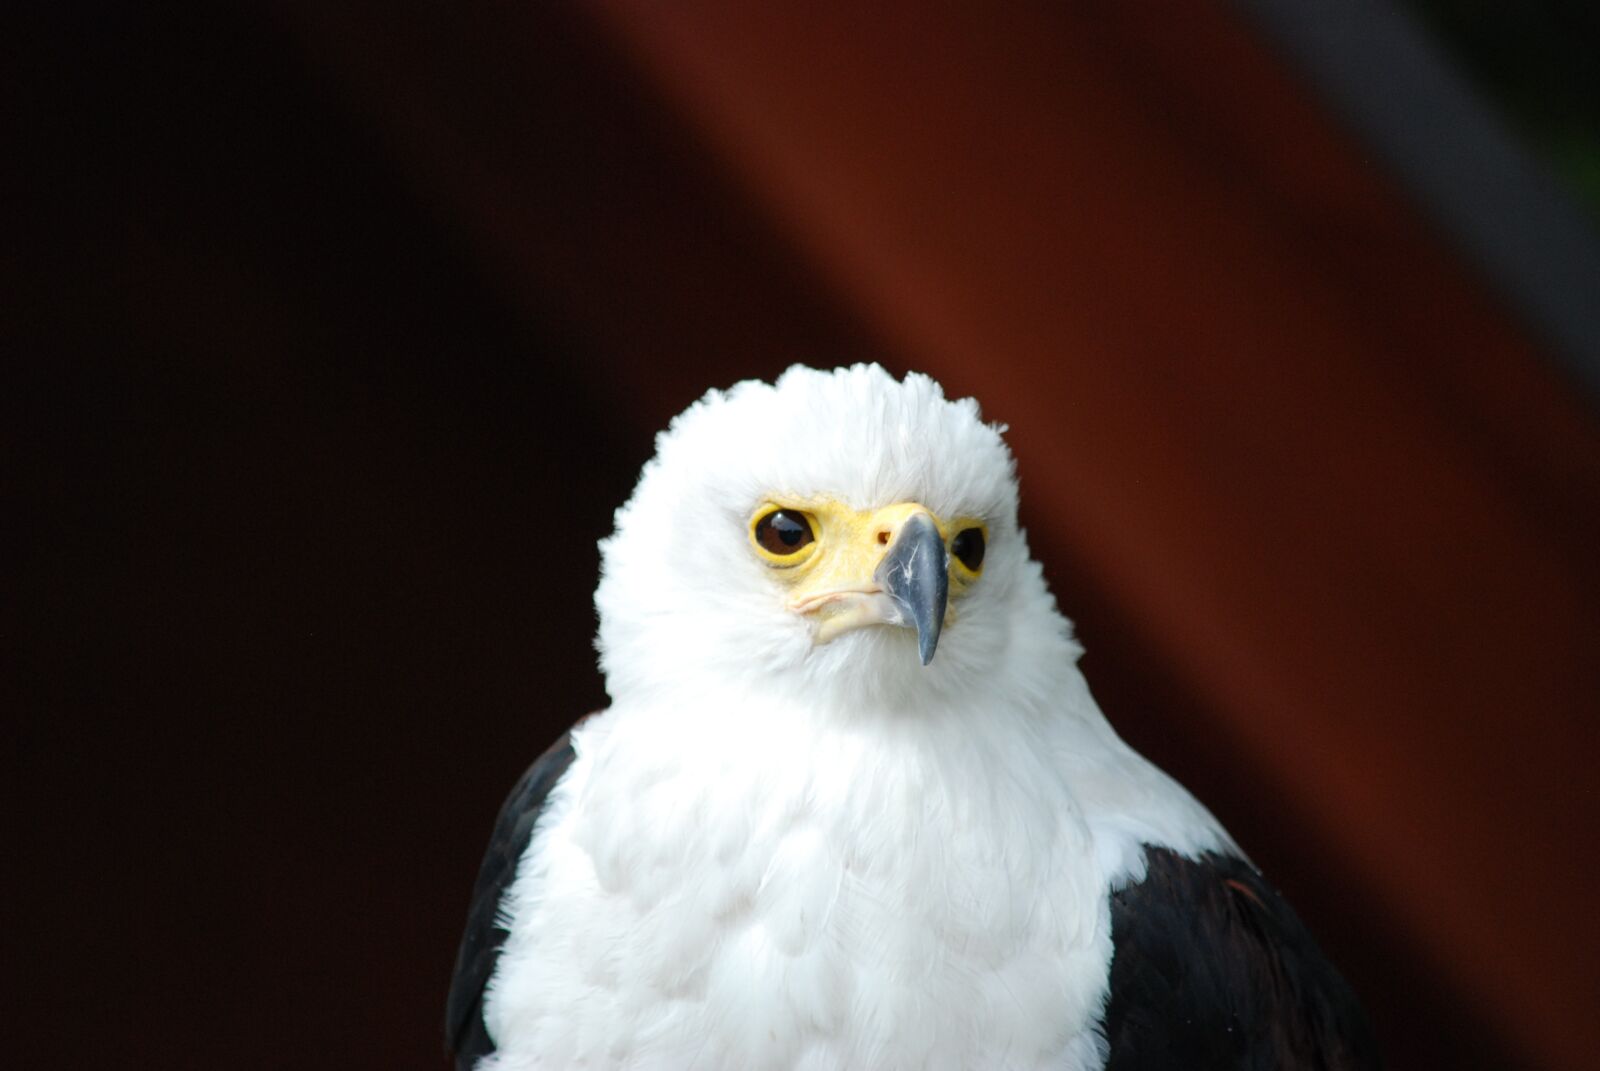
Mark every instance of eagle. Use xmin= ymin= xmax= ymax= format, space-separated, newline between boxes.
xmin=446 ymin=365 xmax=1376 ymax=1070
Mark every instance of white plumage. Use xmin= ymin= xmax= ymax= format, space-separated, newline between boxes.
xmin=474 ymin=365 xmax=1232 ymax=1069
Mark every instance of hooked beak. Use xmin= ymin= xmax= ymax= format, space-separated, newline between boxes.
xmin=872 ymin=511 xmax=949 ymax=665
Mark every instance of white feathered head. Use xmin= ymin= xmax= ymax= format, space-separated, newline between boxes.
xmin=595 ymin=365 xmax=1074 ymax=714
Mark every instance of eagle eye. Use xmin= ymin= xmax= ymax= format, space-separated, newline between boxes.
xmin=753 ymin=509 xmax=816 ymax=560
xmin=951 ymin=527 xmax=986 ymax=572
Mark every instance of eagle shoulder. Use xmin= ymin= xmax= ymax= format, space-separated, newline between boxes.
xmin=445 ymin=730 xmax=580 ymax=1070
xmin=1103 ymin=846 xmax=1379 ymax=1070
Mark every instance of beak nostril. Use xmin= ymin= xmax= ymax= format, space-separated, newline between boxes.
xmin=876 ymin=530 xmax=891 ymax=545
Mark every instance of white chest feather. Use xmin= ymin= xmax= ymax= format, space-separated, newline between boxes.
xmin=478 ymin=698 xmax=1156 ymax=1071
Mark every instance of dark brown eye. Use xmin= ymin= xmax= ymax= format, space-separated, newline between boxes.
xmin=951 ymin=527 xmax=986 ymax=572
xmin=753 ymin=509 xmax=815 ymax=558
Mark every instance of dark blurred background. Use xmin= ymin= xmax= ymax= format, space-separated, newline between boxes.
xmin=7 ymin=4 xmax=1598 ymax=1069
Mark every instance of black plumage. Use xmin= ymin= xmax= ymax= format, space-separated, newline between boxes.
xmin=445 ymin=733 xmax=577 ymax=1071
xmin=1104 ymin=847 xmax=1379 ymax=1070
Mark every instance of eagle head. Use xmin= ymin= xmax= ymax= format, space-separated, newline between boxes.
xmin=595 ymin=365 xmax=1068 ymax=715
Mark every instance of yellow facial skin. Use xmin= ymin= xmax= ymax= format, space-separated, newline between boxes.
xmin=749 ymin=498 xmax=986 ymax=646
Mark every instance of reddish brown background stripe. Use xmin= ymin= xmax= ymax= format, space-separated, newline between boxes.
xmin=585 ymin=6 xmax=1600 ymax=1067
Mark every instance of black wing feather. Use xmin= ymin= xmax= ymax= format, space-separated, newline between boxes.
xmin=444 ymin=731 xmax=579 ymax=1070
xmin=1104 ymin=846 xmax=1379 ymax=1071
